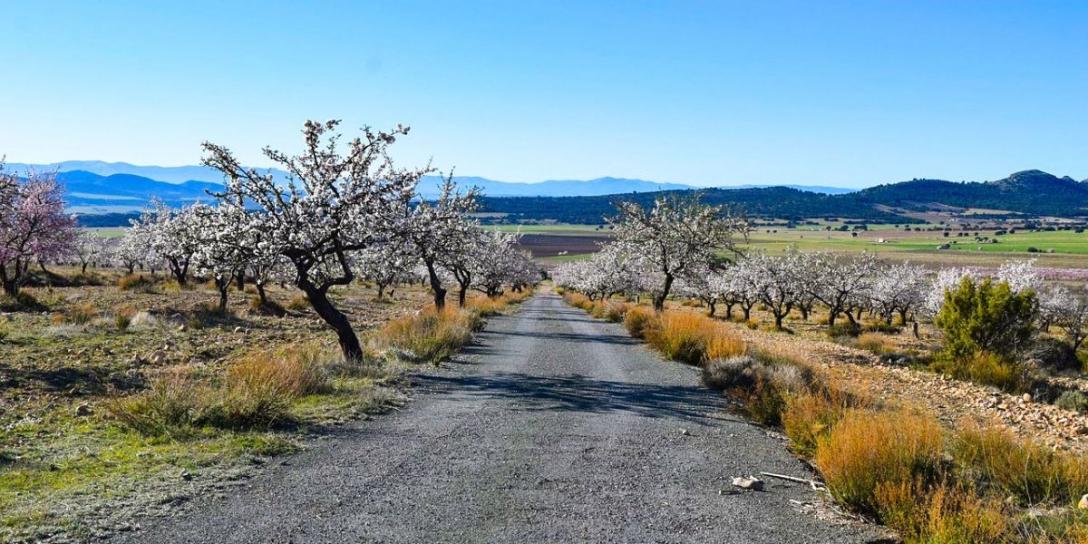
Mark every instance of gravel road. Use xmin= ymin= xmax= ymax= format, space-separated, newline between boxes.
xmin=112 ymin=292 xmax=887 ymax=543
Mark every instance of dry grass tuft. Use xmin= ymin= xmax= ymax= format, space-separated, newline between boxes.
xmin=815 ymin=408 xmax=944 ymax=516
xmin=52 ymin=302 xmax=98 ymax=325
xmin=622 ymin=306 xmax=657 ymax=338
xmin=855 ymin=332 xmax=893 ymax=354
xmin=950 ymin=423 xmax=1088 ymax=507
xmin=643 ymin=312 xmax=745 ymax=365
xmin=376 ymin=307 xmax=479 ymax=364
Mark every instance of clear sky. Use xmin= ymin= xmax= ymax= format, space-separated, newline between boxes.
xmin=1 ymin=0 xmax=1085 ymax=188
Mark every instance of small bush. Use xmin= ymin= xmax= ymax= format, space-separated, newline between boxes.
xmin=702 ymin=355 xmax=760 ymax=390
xmin=114 ymin=305 xmax=137 ymax=331
xmin=855 ymin=332 xmax=892 ymax=354
xmin=644 ymin=312 xmax=716 ymax=365
xmin=931 ymin=351 xmax=1026 ymax=392
xmin=782 ymin=386 xmax=861 ymax=457
xmin=53 ymin=302 xmax=98 ymax=325
xmin=874 ymin=480 xmax=1009 ymax=543
xmin=563 ymin=292 xmax=593 ymax=311
xmin=827 ymin=322 xmax=861 ymax=338
xmin=863 ymin=320 xmax=901 ymax=334
xmin=249 ymin=296 xmax=287 ymax=317
xmin=1055 ymin=390 xmax=1088 ymax=413
xmin=704 ymin=331 xmax=747 ymax=360
xmin=286 ymin=294 xmax=310 ymax=312
xmin=623 ymin=306 xmax=657 ymax=339
xmin=106 ymin=370 xmax=210 ymax=436
xmin=815 ymin=409 xmax=944 ymax=516
xmin=745 ymin=318 xmax=760 ymax=330
xmin=951 ymin=424 xmax=1088 ymax=506
xmin=601 ymin=301 xmax=629 ymax=322
xmin=376 ymin=308 xmax=478 ymax=364
xmin=203 ymin=350 xmax=327 ymax=429
xmin=117 ymin=273 xmax=153 ymax=291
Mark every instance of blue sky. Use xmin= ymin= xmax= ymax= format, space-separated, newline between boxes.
xmin=1 ymin=1 xmax=1085 ymax=188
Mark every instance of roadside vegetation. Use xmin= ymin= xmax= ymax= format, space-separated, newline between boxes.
xmin=0 ymin=126 xmax=540 ymax=543
xmin=557 ymin=196 xmax=1088 ymax=542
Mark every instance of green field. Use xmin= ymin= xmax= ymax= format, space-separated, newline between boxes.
xmin=515 ymin=223 xmax=1088 ymax=268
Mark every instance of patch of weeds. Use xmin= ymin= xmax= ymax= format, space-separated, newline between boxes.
xmin=1054 ymin=390 xmax=1088 ymax=413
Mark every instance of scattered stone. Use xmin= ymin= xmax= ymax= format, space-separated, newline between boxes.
xmin=1079 ymin=494 xmax=1088 ymax=510
xmin=731 ymin=476 xmax=764 ymax=491
xmin=180 ymin=469 xmax=193 ymax=481
xmin=177 ymin=324 xmax=187 ymax=332
xmin=233 ymin=326 xmax=243 ymax=333
xmin=1022 ymin=393 xmax=1032 ymax=403
xmin=74 ymin=403 xmax=93 ymax=417
xmin=679 ymin=428 xmax=690 ymax=436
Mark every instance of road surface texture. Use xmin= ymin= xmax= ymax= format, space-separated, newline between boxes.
xmin=114 ymin=292 xmax=888 ymax=543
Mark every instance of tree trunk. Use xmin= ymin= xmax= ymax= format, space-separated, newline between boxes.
xmin=216 ymin=278 xmax=230 ymax=312
xmin=425 ymin=261 xmax=447 ymax=310
xmin=742 ymin=305 xmax=752 ymax=321
xmin=458 ymin=285 xmax=468 ymax=308
xmin=774 ymin=312 xmax=785 ymax=330
xmin=653 ymin=273 xmax=674 ymax=312
xmin=827 ymin=309 xmax=838 ymax=327
xmin=301 ymin=283 xmax=363 ymax=361
xmin=376 ymin=283 xmax=386 ymax=300
xmin=255 ymin=281 xmax=268 ymax=305
xmin=81 ymin=263 xmax=88 ymax=275
xmin=706 ymin=300 xmax=716 ymax=317
xmin=724 ymin=302 xmax=735 ymax=320
xmin=235 ymin=270 xmax=246 ymax=291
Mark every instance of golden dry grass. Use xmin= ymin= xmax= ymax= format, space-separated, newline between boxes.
xmin=815 ymin=408 xmax=944 ymax=516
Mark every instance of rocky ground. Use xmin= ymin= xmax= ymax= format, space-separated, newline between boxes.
xmin=704 ymin=307 xmax=1088 ymax=453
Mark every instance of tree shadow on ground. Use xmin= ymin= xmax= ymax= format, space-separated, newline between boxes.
xmin=415 ymin=371 xmax=726 ymax=425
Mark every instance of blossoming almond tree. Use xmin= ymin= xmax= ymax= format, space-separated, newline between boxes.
xmin=0 ymin=169 xmax=77 ymax=297
xmin=201 ymin=120 xmax=425 ymax=361
xmin=397 ymin=176 xmax=479 ymax=310
xmin=608 ymin=194 xmax=747 ymax=311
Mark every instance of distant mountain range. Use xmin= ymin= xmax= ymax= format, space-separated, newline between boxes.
xmin=2 ymin=161 xmax=853 ymax=207
xmin=478 ymin=170 xmax=1088 ymax=224
xmin=3 ymin=161 xmax=1084 ymax=225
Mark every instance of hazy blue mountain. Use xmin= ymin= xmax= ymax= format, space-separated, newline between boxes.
xmin=4 ymin=161 xmax=854 ymax=197
xmin=3 ymin=160 xmax=290 ymax=185
xmin=54 ymin=171 xmax=220 ymax=214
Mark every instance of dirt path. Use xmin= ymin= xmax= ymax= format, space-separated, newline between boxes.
xmin=111 ymin=293 xmax=884 ymax=543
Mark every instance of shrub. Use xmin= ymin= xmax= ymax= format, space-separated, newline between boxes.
xmin=644 ymin=312 xmax=709 ymax=365
xmin=874 ymin=480 xmax=1009 ymax=543
xmin=376 ymin=308 xmax=478 ymax=364
xmin=563 ymin=292 xmax=593 ymax=311
xmin=117 ymin=273 xmax=153 ymax=291
xmin=815 ymin=409 xmax=944 ymax=516
xmin=703 ymin=352 xmax=812 ymax=427
xmin=1029 ymin=337 xmax=1081 ymax=373
xmin=930 ymin=351 xmax=1026 ymax=392
xmin=782 ymin=385 xmax=861 ymax=457
xmin=704 ymin=331 xmax=747 ymax=360
xmin=467 ymin=295 xmax=505 ymax=317
xmin=623 ymin=306 xmax=657 ymax=339
xmin=53 ymin=302 xmax=98 ymax=325
xmin=855 ymin=332 xmax=892 ymax=354
xmin=1055 ymin=390 xmax=1088 ymax=413
xmin=826 ymin=322 xmax=861 ymax=338
xmin=202 ymin=349 xmax=330 ymax=429
xmin=863 ymin=320 xmax=901 ymax=334
xmin=249 ymin=296 xmax=287 ymax=317
xmin=702 ymin=355 xmax=761 ymax=390
xmin=114 ymin=305 xmax=137 ymax=331
xmin=601 ymin=301 xmax=629 ymax=322
xmin=106 ymin=370 xmax=210 ymax=437
xmin=286 ymin=294 xmax=310 ymax=312
xmin=950 ymin=424 xmax=1088 ymax=506
xmin=934 ymin=277 xmax=1037 ymax=363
